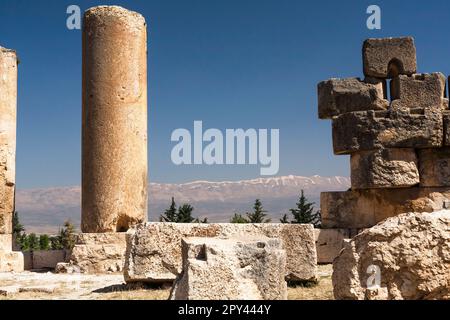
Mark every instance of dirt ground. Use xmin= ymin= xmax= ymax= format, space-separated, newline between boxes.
xmin=0 ymin=264 xmax=333 ymax=300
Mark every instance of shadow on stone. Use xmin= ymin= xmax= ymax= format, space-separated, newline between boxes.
xmin=92 ymin=282 xmax=172 ymax=293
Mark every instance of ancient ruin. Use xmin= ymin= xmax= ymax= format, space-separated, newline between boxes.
xmin=124 ymin=222 xmax=317 ymax=283
xmin=0 ymin=46 xmax=23 ymax=272
xmin=333 ymin=210 xmax=450 ymax=300
xmin=319 ymin=36 xmax=450 ymax=300
xmin=82 ymin=6 xmax=148 ymax=233
xmin=170 ymin=237 xmax=288 ymax=300
xmin=319 ymin=36 xmax=450 ymax=229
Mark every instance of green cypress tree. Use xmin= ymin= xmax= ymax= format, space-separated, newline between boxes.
xmin=246 ymin=199 xmax=271 ymax=223
xmin=60 ymin=220 xmax=76 ymax=250
xmin=50 ymin=236 xmax=63 ymax=250
xmin=12 ymin=212 xmax=25 ymax=249
xmin=288 ymin=190 xmax=321 ymax=227
xmin=160 ymin=197 xmax=178 ymax=222
xmin=28 ymin=233 xmax=40 ymax=251
xmin=177 ymin=204 xmax=195 ymax=223
xmin=39 ymin=234 xmax=51 ymax=250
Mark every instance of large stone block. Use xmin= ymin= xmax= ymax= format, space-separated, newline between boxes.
xmin=418 ymin=148 xmax=450 ymax=187
xmin=443 ymin=111 xmax=450 ymax=146
xmin=0 ymin=250 xmax=24 ymax=272
xmin=318 ymin=78 xmax=388 ymax=119
xmin=169 ymin=237 xmax=287 ymax=300
xmin=314 ymin=229 xmax=352 ymax=264
xmin=391 ymin=73 xmax=447 ymax=110
xmin=321 ymin=187 xmax=450 ymax=229
xmin=124 ymin=223 xmax=317 ymax=283
xmin=65 ymin=233 xmax=127 ymax=273
xmin=351 ymin=148 xmax=419 ymax=189
xmin=332 ymin=108 xmax=443 ymax=154
xmin=333 ymin=210 xmax=450 ymax=300
xmin=363 ymin=37 xmax=417 ymax=78
xmin=32 ymin=250 xmax=68 ymax=270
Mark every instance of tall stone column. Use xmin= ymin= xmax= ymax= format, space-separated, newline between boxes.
xmin=0 ymin=46 xmax=23 ymax=273
xmin=82 ymin=6 xmax=148 ymax=233
xmin=0 ymin=46 xmax=17 ymax=236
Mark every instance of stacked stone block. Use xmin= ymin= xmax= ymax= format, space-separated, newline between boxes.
xmin=318 ymin=37 xmax=450 ymax=230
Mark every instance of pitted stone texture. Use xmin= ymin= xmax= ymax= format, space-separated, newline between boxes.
xmin=363 ymin=37 xmax=417 ymax=78
xmin=333 ymin=210 xmax=450 ymax=300
xmin=391 ymin=73 xmax=447 ymax=110
xmin=444 ymin=112 xmax=450 ymax=146
xmin=124 ymin=223 xmax=317 ymax=283
xmin=318 ymin=78 xmax=388 ymax=119
xmin=351 ymin=148 xmax=419 ymax=189
xmin=321 ymin=187 xmax=450 ymax=229
xmin=82 ymin=6 xmax=148 ymax=233
xmin=65 ymin=233 xmax=127 ymax=273
xmin=0 ymin=250 xmax=23 ymax=272
xmin=314 ymin=229 xmax=352 ymax=264
xmin=332 ymin=108 xmax=443 ymax=155
xmin=169 ymin=237 xmax=287 ymax=300
xmin=0 ymin=234 xmax=12 ymax=251
xmin=419 ymin=148 xmax=450 ymax=187
xmin=0 ymin=47 xmax=17 ymax=235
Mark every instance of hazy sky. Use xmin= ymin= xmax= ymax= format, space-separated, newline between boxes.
xmin=1 ymin=0 xmax=450 ymax=188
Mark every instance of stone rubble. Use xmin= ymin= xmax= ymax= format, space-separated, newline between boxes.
xmin=320 ymin=36 xmax=450 ymax=299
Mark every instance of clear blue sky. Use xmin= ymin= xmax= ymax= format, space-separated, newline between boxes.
xmin=1 ymin=0 xmax=450 ymax=189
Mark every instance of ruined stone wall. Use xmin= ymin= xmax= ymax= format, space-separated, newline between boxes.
xmin=318 ymin=37 xmax=450 ymax=229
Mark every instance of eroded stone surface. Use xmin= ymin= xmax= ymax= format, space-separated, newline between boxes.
xmin=321 ymin=188 xmax=450 ymax=228
xmin=444 ymin=112 xmax=450 ymax=146
xmin=332 ymin=108 xmax=443 ymax=154
xmin=64 ymin=233 xmax=127 ymax=273
xmin=351 ymin=148 xmax=419 ymax=189
xmin=318 ymin=78 xmax=388 ymax=119
xmin=391 ymin=73 xmax=447 ymax=110
xmin=363 ymin=37 xmax=417 ymax=78
xmin=419 ymin=148 xmax=450 ymax=187
xmin=82 ymin=6 xmax=148 ymax=233
xmin=169 ymin=237 xmax=287 ymax=300
xmin=0 ymin=234 xmax=12 ymax=251
xmin=333 ymin=210 xmax=450 ymax=300
xmin=124 ymin=223 xmax=317 ymax=283
xmin=0 ymin=251 xmax=23 ymax=273
xmin=314 ymin=229 xmax=352 ymax=264
xmin=0 ymin=47 xmax=17 ymax=235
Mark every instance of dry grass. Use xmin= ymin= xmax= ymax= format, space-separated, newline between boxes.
xmin=288 ymin=265 xmax=334 ymax=300
xmin=0 ymin=265 xmax=334 ymax=300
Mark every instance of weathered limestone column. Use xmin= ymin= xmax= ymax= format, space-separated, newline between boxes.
xmin=0 ymin=46 xmax=23 ymax=273
xmin=82 ymin=6 xmax=148 ymax=233
xmin=0 ymin=46 xmax=17 ymax=236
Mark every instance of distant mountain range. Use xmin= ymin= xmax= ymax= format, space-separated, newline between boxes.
xmin=15 ymin=175 xmax=350 ymax=234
